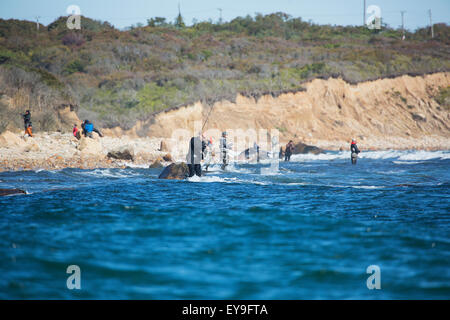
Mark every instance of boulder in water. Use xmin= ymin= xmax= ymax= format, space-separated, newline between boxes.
xmin=0 ymin=189 xmax=26 ymax=196
xmin=107 ymin=147 xmax=135 ymax=161
xmin=149 ymin=159 xmax=163 ymax=169
xmin=237 ymin=148 xmax=271 ymax=161
xmin=158 ymin=163 xmax=189 ymax=180
xmin=162 ymin=153 xmax=173 ymax=162
xmin=293 ymin=142 xmax=324 ymax=155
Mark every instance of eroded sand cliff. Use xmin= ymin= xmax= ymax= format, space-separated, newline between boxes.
xmin=108 ymin=72 xmax=449 ymax=150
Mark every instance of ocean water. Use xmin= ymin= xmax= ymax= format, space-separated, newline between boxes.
xmin=0 ymin=150 xmax=449 ymax=300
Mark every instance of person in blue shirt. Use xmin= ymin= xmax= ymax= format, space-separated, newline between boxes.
xmin=81 ymin=120 xmax=103 ymax=138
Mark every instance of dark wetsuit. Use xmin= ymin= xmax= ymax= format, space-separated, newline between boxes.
xmin=351 ymin=143 xmax=360 ymax=164
xmin=81 ymin=121 xmax=87 ymax=136
xmin=188 ymin=136 xmax=206 ymax=177
xmin=23 ymin=112 xmax=31 ymax=130
xmin=220 ymin=137 xmax=228 ymax=170
xmin=255 ymin=144 xmax=260 ymax=163
xmin=245 ymin=148 xmax=250 ymax=160
xmin=93 ymin=128 xmax=103 ymax=137
xmin=285 ymin=143 xmax=294 ymax=162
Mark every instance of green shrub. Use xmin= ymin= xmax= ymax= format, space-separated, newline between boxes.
xmin=64 ymin=60 xmax=85 ymax=74
xmin=435 ymin=86 xmax=450 ymax=109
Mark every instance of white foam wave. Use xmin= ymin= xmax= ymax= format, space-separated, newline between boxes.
xmin=203 ymin=164 xmax=253 ymax=174
xmin=328 ymin=184 xmax=385 ymax=189
xmin=351 ymin=185 xmax=385 ymax=189
xmin=187 ymin=175 xmax=269 ymax=185
xmin=290 ymin=150 xmax=449 ymax=162
xmin=187 ymin=175 xmax=237 ymax=183
xmin=397 ymin=150 xmax=450 ymax=161
xmin=291 ymin=152 xmax=348 ymax=161
xmin=117 ymin=162 xmax=151 ymax=169
xmin=392 ymin=161 xmax=424 ymax=165
xmin=374 ymin=170 xmax=405 ymax=174
xmin=360 ymin=150 xmax=405 ymax=160
xmin=78 ymin=168 xmax=141 ymax=179
xmin=221 ymin=164 xmax=253 ymax=174
xmin=285 ymin=182 xmax=385 ymax=189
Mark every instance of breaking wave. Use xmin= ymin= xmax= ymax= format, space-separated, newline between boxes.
xmin=291 ymin=150 xmax=450 ymax=162
xmin=77 ymin=168 xmax=142 ymax=179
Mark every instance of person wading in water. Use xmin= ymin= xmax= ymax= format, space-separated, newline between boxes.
xmin=187 ymin=133 xmax=207 ymax=177
xmin=220 ymin=131 xmax=232 ymax=170
xmin=350 ymin=139 xmax=361 ymax=165
xmin=285 ymin=140 xmax=294 ymax=162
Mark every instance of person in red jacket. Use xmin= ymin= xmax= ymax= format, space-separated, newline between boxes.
xmin=73 ymin=124 xmax=81 ymax=140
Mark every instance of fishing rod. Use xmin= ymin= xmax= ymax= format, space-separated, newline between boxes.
xmin=201 ymin=100 xmax=216 ymax=132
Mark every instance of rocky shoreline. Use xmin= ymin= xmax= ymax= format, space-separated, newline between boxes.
xmin=0 ymin=131 xmax=170 ymax=172
xmin=0 ymin=131 xmax=449 ymax=172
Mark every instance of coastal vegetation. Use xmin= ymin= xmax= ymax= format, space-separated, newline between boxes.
xmin=0 ymin=13 xmax=449 ymax=132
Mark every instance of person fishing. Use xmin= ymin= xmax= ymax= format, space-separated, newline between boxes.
xmin=285 ymin=140 xmax=294 ymax=162
xmin=254 ymin=142 xmax=260 ymax=163
xmin=279 ymin=147 xmax=284 ymax=159
xmin=350 ymin=139 xmax=361 ymax=165
xmin=187 ymin=133 xmax=206 ymax=177
xmin=23 ymin=110 xmax=31 ymax=132
xmin=220 ymin=131 xmax=232 ymax=170
xmin=203 ymin=137 xmax=214 ymax=172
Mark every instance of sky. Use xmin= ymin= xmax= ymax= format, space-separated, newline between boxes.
xmin=0 ymin=0 xmax=448 ymax=31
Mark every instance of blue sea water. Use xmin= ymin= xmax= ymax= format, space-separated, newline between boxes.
xmin=0 ymin=150 xmax=449 ymax=300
